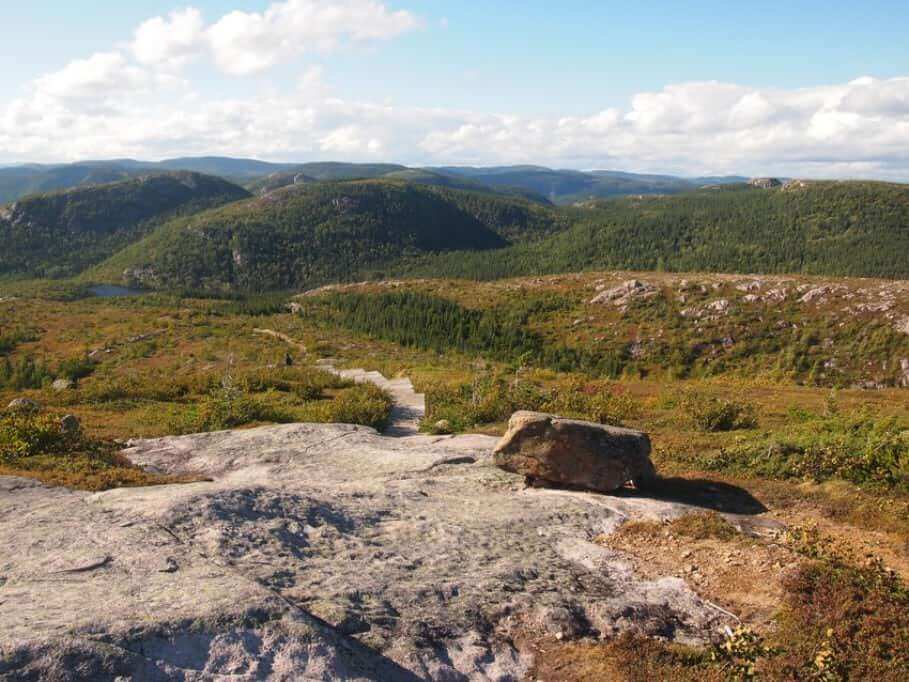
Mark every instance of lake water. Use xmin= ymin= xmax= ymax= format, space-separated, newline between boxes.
xmin=88 ymin=284 xmax=146 ymax=298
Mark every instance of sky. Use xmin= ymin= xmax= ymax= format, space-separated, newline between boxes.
xmin=1 ymin=0 xmax=908 ymax=179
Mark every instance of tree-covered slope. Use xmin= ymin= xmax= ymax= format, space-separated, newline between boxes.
xmin=93 ymin=181 xmax=561 ymax=292
xmin=397 ymin=181 xmax=909 ymax=280
xmin=0 ymin=172 xmax=251 ymax=279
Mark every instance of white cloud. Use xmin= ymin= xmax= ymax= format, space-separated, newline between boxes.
xmin=4 ymin=73 xmax=909 ymax=179
xmin=2 ymin=2 xmax=909 ymax=180
xmin=33 ymin=52 xmax=149 ymax=100
xmin=131 ymin=8 xmax=206 ymax=68
xmin=206 ymin=0 xmax=418 ymax=76
xmin=128 ymin=1 xmax=419 ymax=76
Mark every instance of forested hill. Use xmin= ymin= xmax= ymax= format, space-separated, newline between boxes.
xmin=8 ymin=175 xmax=908 ymax=291
xmin=0 ymin=172 xmax=250 ymax=279
xmin=91 ymin=181 xmax=563 ymax=292
xmin=397 ymin=181 xmax=909 ymax=281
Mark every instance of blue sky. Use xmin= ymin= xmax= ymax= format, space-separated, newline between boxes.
xmin=1 ymin=1 xmax=908 ymax=177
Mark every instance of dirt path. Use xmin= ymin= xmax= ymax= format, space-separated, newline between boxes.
xmin=316 ymin=360 xmax=426 ymax=436
xmin=252 ymin=328 xmax=307 ymax=352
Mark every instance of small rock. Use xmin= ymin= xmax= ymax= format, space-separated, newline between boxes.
xmin=52 ymin=378 xmax=75 ymax=392
xmin=707 ymin=299 xmax=730 ymax=314
xmin=6 ymin=398 xmax=40 ymax=414
xmin=431 ymin=419 xmax=453 ymax=435
xmin=59 ymin=415 xmax=81 ymax=435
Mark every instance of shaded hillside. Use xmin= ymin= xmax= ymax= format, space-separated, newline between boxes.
xmin=429 ymin=166 xmax=745 ymax=204
xmin=93 ymin=181 xmax=560 ymax=291
xmin=0 ymin=172 xmax=250 ymax=279
xmin=398 ymin=181 xmax=909 ymax=280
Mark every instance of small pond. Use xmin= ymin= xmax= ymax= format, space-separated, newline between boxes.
xmin=88 ymin=284 xmax=147 ymax=298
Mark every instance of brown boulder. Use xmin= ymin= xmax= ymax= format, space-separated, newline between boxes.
xmin=493 ymin=411 xmax=655 ymax=492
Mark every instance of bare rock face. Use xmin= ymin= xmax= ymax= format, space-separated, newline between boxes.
xmin=748 ymin=177 xmax=782 ymax=189
xmin=493 ymin=411 xmax=656 ymax=492
xmin=2 ymin=422 xmax=734 ymax=680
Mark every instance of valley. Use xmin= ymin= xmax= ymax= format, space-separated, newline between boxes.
xmin=1 ymin=165 xmax=908 ymax=680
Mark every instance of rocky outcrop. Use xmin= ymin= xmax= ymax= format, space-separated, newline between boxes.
xmin=493 ymin=411 xmax=656 ymax=492
xmin=1 ymin=422 xmax=733 ymax=680
xmin=589 ymin=279 xmax=658 ymax=310
xmin=748 ymin=177 xmax=782 ymax=189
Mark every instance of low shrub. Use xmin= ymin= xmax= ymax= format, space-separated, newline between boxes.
xmin=0 ymin=410 xmax=191 ymax=490
xmin=0 ymin=356 xmax=54 ymax=389
xmin=422 ymin=372 xmax=547 ymax=432
xmin=193 ymin=381 xmax=288 ymax=431
xmin=759 ymin=527 xmax=909 ymax=679
xmin=421 ymin=371 xmax=639 ymax=432
xmin=714 ymin=410 xmax=909 ymax=490
xmin=677 ymin=389 xmax=757 ymax=432
xmin=299 ymin=383 xmax=394 ymax=431
xmin=239 ymin=366 xmax=345 ymax=400
xmin=56 ymin=355 xmax=97 ymax=382
xmin=541 ymin=376 xmax=639 ymax=426
xmin=670 ymin=511 xmax=739 ymax=542
xmin=0 ymin=327 xmax=39 ymax=355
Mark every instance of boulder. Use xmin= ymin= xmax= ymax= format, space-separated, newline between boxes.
xmin=52 ymin=378 xmax=75 ymax=392
xmin=493 ymin=411 xmax=656 ymax=492
xmin=6 ymin=398 xmax=40 ymax=414
xmin=59 ymin=414 xmax=81 ymax=435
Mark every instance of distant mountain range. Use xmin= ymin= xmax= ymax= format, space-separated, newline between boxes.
xmin=0 ymin=157 xmax=747 ymax=205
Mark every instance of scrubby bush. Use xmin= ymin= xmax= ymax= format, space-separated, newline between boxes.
xmin=239 ymin=366 xmax=344 ymax=400
xmin=542 ymin=377 xmax=639 ymax=426
xmin=0 ymin=409 xmax=189 ymax=491
xmin=193 ymin=380 xmax=287 ymax=431
xmin=677 ymin=389 xmax=757 ymax=432
xmin=0 ymin=356 xmax=54 ymax=389
xmin=717 ymin=409 xmax=909 ymax=490
xmin=759 ymin=527 xmax=909 ymax=679
xmin=0 ymin=411 xmax=81 ymax=463
xmin=422 ymin=371 xmax=639 ymax=432
xmin=0 ymin=327 xmax=39 ymax=355
xmin=56 ymin=355 xmax=97 ymax=382
xmin=422 ymin=372 xmax=547 ymax=432
xmin=303 ymin=383 xmax=394 ymax=431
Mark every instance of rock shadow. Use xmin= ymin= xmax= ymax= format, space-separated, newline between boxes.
xmin=613 ymin=476 xmax=767 ymax=515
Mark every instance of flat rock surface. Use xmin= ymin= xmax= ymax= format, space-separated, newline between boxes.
xmin=1 ymin=424 xmax=742 ymax=680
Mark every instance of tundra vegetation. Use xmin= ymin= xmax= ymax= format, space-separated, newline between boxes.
xmin=1 ymin=270 xmax=908 ymax=679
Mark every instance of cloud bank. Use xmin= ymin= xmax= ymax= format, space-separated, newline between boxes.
xmin=2 ymin=0 xmax=908 ymax=180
